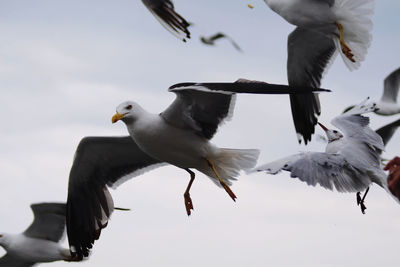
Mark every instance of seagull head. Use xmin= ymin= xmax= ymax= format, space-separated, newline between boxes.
xmin=112 ymin=101 xmax=143 ymax=124
xmin=318 ymin=122 xmax=343 ymax=143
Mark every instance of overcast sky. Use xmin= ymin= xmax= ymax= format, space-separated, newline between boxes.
xmin=1 ymin=0 xmax=400 ymax=266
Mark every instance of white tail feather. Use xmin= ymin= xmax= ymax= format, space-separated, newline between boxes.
xmin=332 ymin=0 xmax=374 ymax=70
xmin=203 ymin=148 xmax=260 ymax=186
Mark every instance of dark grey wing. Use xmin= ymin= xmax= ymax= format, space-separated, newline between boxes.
xmin=0 ymin=254 xmax=34 ymax=267
xmin=255 ymin=152 xmax=370 ymax=192
xmin=162 ymin=81 xmax=330 ymax=140
xmin=161 ymin=83 xmax=236 ymax=140
xmin=141 ymin=0 xmax=190 ymax=42
xmin=67 ymin=136 xmax=163 ymax=259
xmin=287 ymin=27 xmax=336 ymax=144
xmin=375 ymin=118 xmax=400 ymax=146
xmin=23 ymin=203 xmax=66 ymax=242
xmin=381 ymin=67 xmax=400 ymax=103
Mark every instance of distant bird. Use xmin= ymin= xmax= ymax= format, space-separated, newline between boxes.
xmin=263 ymin=0 xmax=374 ymax=70
xmin=344 ymin=67 xmax=400 ymax=115
xmin=200 ymin=32 xmax=242 ymax=51
xmin=254 ymin=99 xmax=395 ymax=214
xmin=142 ymin=0 xmax=190 ymax=42
xmin=0 ymin=203 xmax=78 ymax=266
xmin=66 ymin=79 xmax=329 ymax=259
xmin=262 ymin=0 xmax=374 ymax=144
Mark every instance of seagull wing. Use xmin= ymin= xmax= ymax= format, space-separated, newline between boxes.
xmin=162 ymin=81 xmax=328 ymax=140
xmin=381 ymin=67 xmax=400 ymax=104
xmin=141 ymin=0 xmax=190 ymax=41
xmin=255 ymin=152 xmax=370 ymax=192
xmin=287 ymin=27 xmax=336 ymax=144
xmin=23 ymin=203 xmax=66 ymax=243
xmin=66 ymin=136 xmax=164 ymax=259
xmin=332 ymin=101 xmax=384 ymax=153
xmin=375 ymin=118 xmax=400 ymax=146
xmin=162 ymin=83 xmax=236 ymax=139
xmin=0 ymin=254 xmax=33 ymax=267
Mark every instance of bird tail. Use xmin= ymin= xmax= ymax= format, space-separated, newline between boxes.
xmin=202 ymin=148 xmax=260 ymax=186
xmin=332 ymin=0 xmax=374 ymax=70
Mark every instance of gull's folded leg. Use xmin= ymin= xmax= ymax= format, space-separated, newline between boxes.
xmin=184 ymin=168 xmax=195 ymax=216
xmin=206 ymin=159 xmax=237 ymax=201
xmin=335 ymin=22 xmax=355 ymax=62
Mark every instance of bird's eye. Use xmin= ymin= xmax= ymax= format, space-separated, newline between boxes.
xmin=333 ymin=130 xmax=338 ymax=134
xmin=126 ymin=105 xmax=132 ymax=110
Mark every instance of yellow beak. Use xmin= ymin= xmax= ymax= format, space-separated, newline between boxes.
xmin=112 ymin=112 xmax=125 ymax=123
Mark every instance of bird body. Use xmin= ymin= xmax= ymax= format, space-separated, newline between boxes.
xmin=255 ymin=100 xmax=387 ymax=193
xmin=264 ymin=0 xmax=374 ymax=70
xmin=0 ymin=203 xmax=75 ymax=266
xmin=117 ymin=101 xmax=258 ymax=186
xmin=265 ymin=0 xmax=335 ymax=30
xmin=0 ymin=233 xmax=69 ymax=263
xmin=123 ymin=104 xmax=211 ymax=170
xmin=375 ymin=100 xmax=400 ymax=116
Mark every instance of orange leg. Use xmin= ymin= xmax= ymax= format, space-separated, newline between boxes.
xmin=335 ymin=22 xmax=355 ymax=62
xmin=184 ymin=168 xmax=195 ymax=216
xmin=206 ymin=158 xmax=237 ymax=201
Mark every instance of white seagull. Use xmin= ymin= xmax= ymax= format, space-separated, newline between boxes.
xmin=263 ymin=0 xmax=374 ymax=70
xmin=345 ymin=67 xmax=400 ymax=115
xmin=142 ymin=0 xmax=190 ymax=42
xmin=254 ymin=99 xmax=394 ymax=214
xmin=66 ymin=79 xmax=328 ymax=259
xmin=262 ymin=0 xmax=374 ymax=144
xmin=0 ymin=203 xmax=79 ymax=266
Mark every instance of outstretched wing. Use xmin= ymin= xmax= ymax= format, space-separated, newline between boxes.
xmin=255 ymin=152 xmax=370 ymax=192
xmin=375 ymin=118 xmax=400 ymax=146
xmin=23 ymin=203 xmax=66 ymax=243
xmin=162 ymin=80 xmax=329 ymax=140
xmin=381 ymin=67 xmax=400 ymax=103
xmin=0 ymin=254 xmax=33 ymax=267
xmin=67 ymin=136 xmax=164 ymax=259
xmin=141 ymin=0 xmax=190 ymax=42
xmin=287 ymin=27 xmax=336 ymax=144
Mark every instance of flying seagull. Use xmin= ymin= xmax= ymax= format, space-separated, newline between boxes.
xmin=200 ymin=32 xmax=242 ymax=51
xmin=0 ymin=203 xmax=79 ymax=266
xmin=263 ymin=0 xmax=374 ymax=70
xmin=66 ymin=79 xmax=329 ymax=259
xmin=142 ymin=0 xmax=190 ymax=42
xmin=344 ymin=67 xmax=400 ymax=115
xmin=254 ymin=99 xmax=395 ymax=214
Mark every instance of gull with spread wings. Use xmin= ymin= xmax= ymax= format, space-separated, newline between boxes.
xmin=254 ymin=99 xmax=396 ymax=213
xmin=66 ymin=79 xmax=328 ymax=259
xmin=0 ymin=203 xmax=78 ymax=267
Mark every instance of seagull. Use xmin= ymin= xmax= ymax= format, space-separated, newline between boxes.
xmin=0 ymin=203 xmax=79 ymax=266
xmin=344 ymin=67 xmax=400 ymax=115
xmin=200 ymin=32 xmax=242 ymax=51
xmin=142 ymin=0 xmax=190 ymax=42
xmin=254 ymin=99 xmax=394 ymax=214
xmin=263 ymin=0 xmax=374 ymax=70
xmin=66 ymin=79 xmax=329 ymax=259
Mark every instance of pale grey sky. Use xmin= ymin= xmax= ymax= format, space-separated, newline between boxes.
xmin=0 ymin=0 xmax=400 ymax=266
